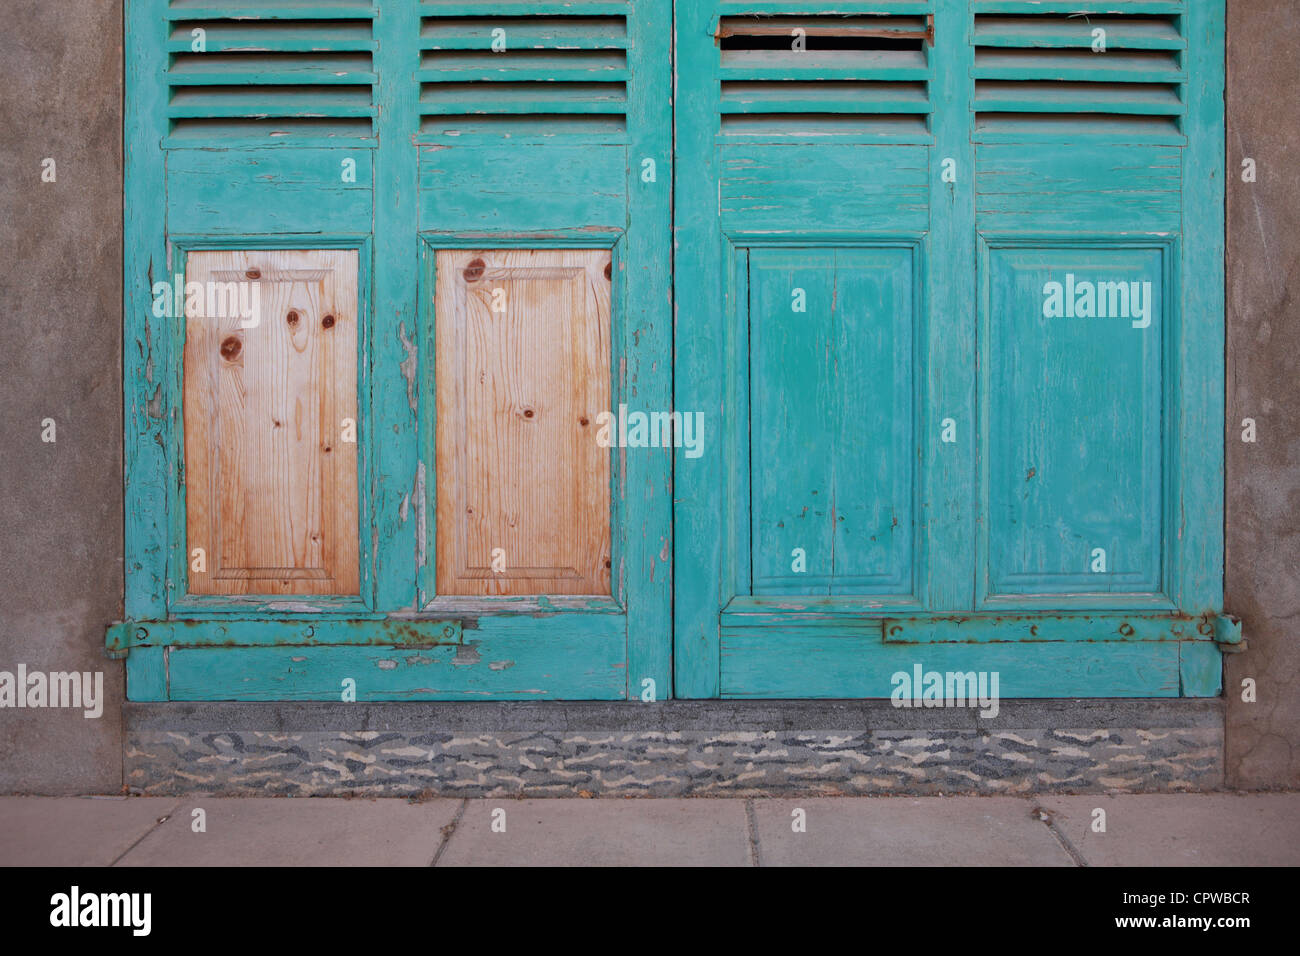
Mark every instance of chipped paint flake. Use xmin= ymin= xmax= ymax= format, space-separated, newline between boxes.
xmin=415 ymin=460 xmax=428 ymax=570
xmin=146 ymin=383 xmax=164 ymax=420
xmin=397 ymin=322 xmax=418 ymax=414
xmin=452 ymin=642 xmax=482 ymax=667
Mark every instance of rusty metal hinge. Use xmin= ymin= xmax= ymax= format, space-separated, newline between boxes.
xmin=1208 ymin=612 xmax=1246 ymax=653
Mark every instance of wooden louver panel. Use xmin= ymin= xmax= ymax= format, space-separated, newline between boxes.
xmin=164 ymin=0 xmax=378 ymax=142
xmin=418 ymin=0 xmax=630 ymax=137
xmin=184 ymin=250 xmax=360 ymax=596
xmin=972 ymin=2 xmax=1186 ymax=138
xmin=435 ymin=249 xmax=612 ymax=596
xmin=716 ymin=6 xmax=933 ymax=137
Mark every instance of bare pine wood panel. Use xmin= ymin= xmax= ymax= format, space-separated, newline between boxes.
xmin=435 ymin=249 xmax=612 ymax=596
xmin=184 ymin=249 xmax=360 ymax=595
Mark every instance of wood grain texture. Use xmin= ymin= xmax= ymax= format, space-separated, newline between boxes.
xmin=748 ymin=246 xmax=915 ymax=597
xmin=435 ymin=248 xmax=612 ymax=596
xmin=184 ymin=249 xmax=359 ymax=595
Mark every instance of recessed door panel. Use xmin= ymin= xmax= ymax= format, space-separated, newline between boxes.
xmin=748 ymin=247 xmax=916 ymax=596
xmin=982 ymin=244 xmax=1165 ymax=599
xmin=434 ymin=249 xmax=612 ymax=596
xmin=183 ymin=249 xmax=360 ymax=596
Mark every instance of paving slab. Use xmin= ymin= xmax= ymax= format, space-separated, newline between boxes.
xmin=752 ymin=796 xmax=1073 ymax=866
xmin=115 ymin=797 xmax=460 ymax=867
xmin=0 ymin=796 xmax=182 ymax=867
xmin=1037 ymin=793 xmax=1300 ymax=867
xmin=437 ymin=798 xmax=751 ymax=866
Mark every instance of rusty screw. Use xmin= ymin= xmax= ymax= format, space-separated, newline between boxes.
xmin=463 ymin=257 xmax=486 ymax=282
xmin=321 ymin=314 xmax=335 ymax=329
xmin=219 ymin=336 xmax=242 ymax=361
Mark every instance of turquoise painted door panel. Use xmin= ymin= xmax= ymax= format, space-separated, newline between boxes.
xmin=748 ymin=246 xmax=915 ymax=596
xmin=981 ymin=244 xmax=1166 ymax=601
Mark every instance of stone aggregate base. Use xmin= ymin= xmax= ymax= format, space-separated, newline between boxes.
xmin=124 ymin=700 xmax=1224 ymax=797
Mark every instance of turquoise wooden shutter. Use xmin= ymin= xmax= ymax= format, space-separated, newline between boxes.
xmin=119 ymin=0 xmax=673 ymax=701
xmin=673 ymin=0 xmax=1233 ymax=699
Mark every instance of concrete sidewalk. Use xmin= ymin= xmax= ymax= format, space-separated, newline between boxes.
xmin=1 ymin=793 xmax=1297 ymax=866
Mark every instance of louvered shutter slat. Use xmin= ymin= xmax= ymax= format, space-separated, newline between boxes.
xmin=974 ymin=16 xmax=1184 ymax=49
xmin=720 ymin=81 xmax=930 ymax=114
xmin=168 ymin=54 xmax=375 ymax=85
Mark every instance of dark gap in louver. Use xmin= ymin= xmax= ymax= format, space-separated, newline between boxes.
xmin=721 ymin=34 xmax=922 ymax=53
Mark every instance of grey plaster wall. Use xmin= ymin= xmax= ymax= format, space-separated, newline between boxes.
xmin=0 ymin=2 xmax=125 ymax=792
xmin=1225 ymin=2 xmax=1300 ymax=789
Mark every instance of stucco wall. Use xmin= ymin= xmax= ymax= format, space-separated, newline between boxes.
xmin=0 ymin=1 xmax=125 ymax=792
xmin=1224 ymin=0 xmax=1300 ymax=789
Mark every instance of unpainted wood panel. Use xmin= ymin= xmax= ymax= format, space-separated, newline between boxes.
xmin=435 ymin=248 xmax=612 ymax=596
xmin=184 ymin=249 xmax=359 ymax=596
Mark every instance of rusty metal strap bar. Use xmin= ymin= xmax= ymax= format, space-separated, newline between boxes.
xmin=880 ymin=612 xmax=1243 ymax=647
xmin=105 ymin=619 xmax=467 ymax=659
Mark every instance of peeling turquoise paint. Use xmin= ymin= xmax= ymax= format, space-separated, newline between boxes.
xmin=122 ymin=1 xmax=1226 ymax=702
xmin=121 ymin=0 xmax=673 ymax=701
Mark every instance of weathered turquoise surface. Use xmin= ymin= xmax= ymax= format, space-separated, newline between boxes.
xmin=122 ymin=1 xmax=1227 ymax=701
xmin=123 ymin=0 xmax=673 ymax=700
xmin=671 ymin=0 xmax=1228 ymax=699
